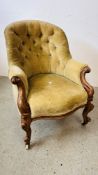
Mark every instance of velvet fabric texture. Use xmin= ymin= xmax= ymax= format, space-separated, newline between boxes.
xmin=5 ymin=20 xmax=88 ymax=118
xmin=28 ymin=74 xmax=87 ymax=117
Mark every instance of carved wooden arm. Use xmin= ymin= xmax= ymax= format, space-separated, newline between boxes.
xmin=11 ymin=76 xmax=31 ymax=117
xmin=80 ymin=66 xmax=94 ymax=101
xmin=11 ymin=76 xmax=32 ymax=149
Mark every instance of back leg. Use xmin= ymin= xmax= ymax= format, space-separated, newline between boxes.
xmin=82 ymin=101 xmax=94 ymax=125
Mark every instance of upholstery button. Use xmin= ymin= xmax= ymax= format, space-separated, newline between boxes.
xmin=46 ymin=39 xmax=49 ymax=43
xmin=49 ymin=53 xmax=51 ymax=57
xmin=40 ymin=46 xmax=42 ymax=50
xmin=39 ymin=32 xmax=42 ymax=38
xmin=25 ymin=55 xmax=28 ymax=59
xmin=29 ymin=48 xmax=31 ymax=51
xmin=18 ymin=46 xmax=22 ymax=51
xmin=33 ymin=40 xmax=36 ymax=44
xmin=50 ymin=30 xmax=54 ymax=35
xmin=27 ymin=33 xmax=30 ymax=38
xmin=14 ymin=31 xmax=18 ymax=36
xmin=54 ymin=45 xmax=56 ymax=49
xmin=22 ymin=41 xmax=25 ymax=45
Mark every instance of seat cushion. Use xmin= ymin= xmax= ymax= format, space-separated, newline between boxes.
xmin=27 ymin=74 xmax=87 ymax=118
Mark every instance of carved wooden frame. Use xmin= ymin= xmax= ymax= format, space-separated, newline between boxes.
xmin=80 ymin=66 xmax=94 ymax=125
xmin=11 ymin=66 xmax=94 ymax=149
xmin=11 ymin=76 xmax=32 ymax=149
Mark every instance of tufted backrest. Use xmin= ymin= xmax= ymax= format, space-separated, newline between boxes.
xmin=4 ymin=20 xmax=71 ymax=78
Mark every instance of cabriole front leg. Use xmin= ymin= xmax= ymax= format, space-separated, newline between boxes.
xmin=11 ymin=76 xmax=32 ymax=149
xmin=21 ymin=116 xmax=32 ymax=149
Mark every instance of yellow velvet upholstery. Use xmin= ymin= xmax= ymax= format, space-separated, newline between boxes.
xmin=28 ymin=74 xmax=87 ymax=117
xmin=4 ymin=20 xmax=88 ymax=118
xmin=4 ymin=20 xmax=71 ymax=77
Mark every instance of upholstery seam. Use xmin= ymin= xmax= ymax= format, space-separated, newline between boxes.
xmin=28 ymin=72 xmax=81 ymax=86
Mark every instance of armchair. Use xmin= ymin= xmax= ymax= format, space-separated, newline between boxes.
xmin=4 ymin=20 xmax=94 ymax=149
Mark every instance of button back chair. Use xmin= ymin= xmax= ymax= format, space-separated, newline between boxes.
xmin=4 ymin=20 xmax=94 ymax=149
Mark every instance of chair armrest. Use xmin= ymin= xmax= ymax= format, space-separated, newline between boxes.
xmin=9 ymin=65 xmax=31 ymax=116
xmin=8 ymin=65 xmax=28 ymax=96
xmin=64 ymin=59 xmax=87 ymax=85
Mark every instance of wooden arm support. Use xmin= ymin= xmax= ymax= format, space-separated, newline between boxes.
xmin=80 ymin=66 xmax=94 ymax=102
xmin=11 ymin=76 xmax=31 ymax=117
xmin=80 ymin=66 xmax=94 ymax=125
xmin=11 ymin=76 xmax=32 ymax=149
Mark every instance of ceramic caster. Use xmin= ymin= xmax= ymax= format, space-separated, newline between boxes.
xmin=25 ymin=144 xmax=30 ymax=150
